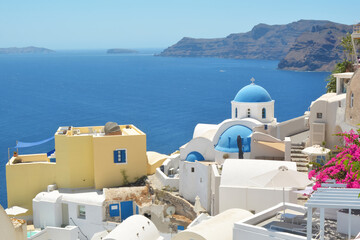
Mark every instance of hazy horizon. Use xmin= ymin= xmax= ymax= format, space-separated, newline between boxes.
xmin=1 ymin=0 xmax=359 ymax=49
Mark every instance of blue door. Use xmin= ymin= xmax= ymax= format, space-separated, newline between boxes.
xmin=121 ymin=201 xmax=133 ymax=221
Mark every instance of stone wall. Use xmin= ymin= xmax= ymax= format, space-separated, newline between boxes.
xmin=155 ymin=189 xmax=196 ymax=220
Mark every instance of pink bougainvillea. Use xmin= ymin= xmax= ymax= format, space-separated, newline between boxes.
xmin=310 ymin=129 xmax=360 ymax=190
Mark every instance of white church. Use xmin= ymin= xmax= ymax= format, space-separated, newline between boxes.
xmin=177 ymin=78 xmax=294 ymax=214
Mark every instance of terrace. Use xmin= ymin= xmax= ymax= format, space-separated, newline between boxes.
xmin=233 ymin=202 xmax=350 ymax=240
xmin=56 ymin=124 xmax=144 ymax=137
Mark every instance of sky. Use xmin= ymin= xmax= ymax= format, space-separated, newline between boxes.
xmin=0 ymin=0 xmax=359 ymax=50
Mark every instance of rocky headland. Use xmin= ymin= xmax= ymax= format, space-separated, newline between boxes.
xmin=0 ymin=46 xmax=55 ymax=54
xmin=159 ymin=20 xmax=352 ymax=71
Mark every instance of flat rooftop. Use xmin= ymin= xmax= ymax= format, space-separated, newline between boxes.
xmin=56 ymin=124 xmax=145 ymax=137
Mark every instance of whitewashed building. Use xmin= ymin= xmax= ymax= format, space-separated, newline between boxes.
xmin=177 ymin=79 xmax=293 ymax=214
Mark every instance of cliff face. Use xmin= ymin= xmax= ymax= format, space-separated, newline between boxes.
xmin=159 ymin=20 xmax=352 ymax=71
xmin=0 ymin=46 xmax=55 ymax=54
xmin=278 ymin=23 xmax=352 ymax=71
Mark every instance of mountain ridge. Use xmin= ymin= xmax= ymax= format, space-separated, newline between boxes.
xmin=159 ymin=20 xmax=351 ymax=71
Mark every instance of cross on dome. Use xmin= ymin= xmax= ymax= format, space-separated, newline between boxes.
xmin=250 ymin=77 xmax=255 ymax=85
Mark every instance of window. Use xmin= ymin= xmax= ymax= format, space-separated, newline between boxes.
xmin=262 ymin=108 xmax=266 ymax=119
xmin=247 ymin=108 xmax=251 ymax=118
xmin=114 ymin=149 xmax=127 ymax=164
xmin=350 ymin=93 xmax=354 ymax=108
xmin=109 ymin=204 xmax=120 ymax=217
xmin=235 ymin=108 xmax=238 ymax=118
xmin=264 ymin=125 xmax=268 ymax=130
xmin=78 ymin=205 xmax=86 ymax=219
xmin=316 ymin=156 xmax=326 ymax=166
xmin=191 ymin=167 xmax=194 ymax=173
xmin=317 ymin=113 xmax=322 ymax=119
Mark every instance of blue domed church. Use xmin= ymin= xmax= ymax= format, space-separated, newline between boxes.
xmin=178 ymin=78 xmax=288 ymax=210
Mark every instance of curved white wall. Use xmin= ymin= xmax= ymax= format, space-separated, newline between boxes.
xmin=212 ymin=118 xmax=262 ymax=146
xmin=180 ymin=137 xmax=215 ymax=161
xmin=104 ymin=215 xmax=161 ymax=240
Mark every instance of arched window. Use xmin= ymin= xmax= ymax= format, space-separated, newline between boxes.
xmin=247 ymin=108 xmax=251 ymax=118
xmin=235 ymin=108 xmax=238 ymax=118
xmin=262 ymin=108 xmax=266 ymax=119
xmin=350 ymin=93 xmax=354 ymax=108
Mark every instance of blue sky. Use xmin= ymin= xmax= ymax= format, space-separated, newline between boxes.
xmin=0 ymin=0 xmax=359 ymax=50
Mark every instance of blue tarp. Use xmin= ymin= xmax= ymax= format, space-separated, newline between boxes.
xmin=47 ymin=149 xmax=55 ymax=157
xmin=14 ymin=136 xmax=54 ymax=148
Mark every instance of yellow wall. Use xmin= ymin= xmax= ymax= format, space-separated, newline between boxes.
xmin=7 ymin=124 xmax=148 ymax=216
xmin=55 ymin=134 xmax=94 ymax=188
xmin=17 ymin=153 xmax=49 ymax=163
xmin=93 ymin=134 xmax=147 ymax=189
xmin=146 ymin=151 xmax=168 ymax=175
xmin=6 ymin=162 xmax=56 ymax=216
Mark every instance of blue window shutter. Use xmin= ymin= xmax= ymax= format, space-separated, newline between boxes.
xmin=121 ymin=150 xmax=126 ymax=163
xmin=114 ymin=150 xmax=118 ymax=163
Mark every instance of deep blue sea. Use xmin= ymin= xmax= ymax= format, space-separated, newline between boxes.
xmin=0 ymin=49 xmax=329 ymax=208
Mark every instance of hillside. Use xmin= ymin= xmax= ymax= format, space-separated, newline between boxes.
xmin=159 ymin=20 xmax=351 ymax=71
xmin=278 ymin=23 xmax=352 ymax=71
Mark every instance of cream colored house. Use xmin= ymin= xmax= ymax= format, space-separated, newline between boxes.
xmin=6 ymin=123 xmax=148 ymax=218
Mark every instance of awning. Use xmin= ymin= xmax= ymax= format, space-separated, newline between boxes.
xmin=14 ymin=136 xmax=54 ymax=148
xmin=256 ymin=141 xmax=285 ymax=152
xmin=302 ymin=145 xmax=330 ymax=156
xmin=5 ymin=206 xmax=28 ymax=216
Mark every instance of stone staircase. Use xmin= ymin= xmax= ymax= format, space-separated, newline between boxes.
xmin=290 ymin=144 xmax=310 ymax=203
xmin=290 ymin=144 xmax=308 ymax=173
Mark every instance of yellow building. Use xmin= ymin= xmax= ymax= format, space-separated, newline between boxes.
xmin=6 ymin=123 xmax=148 ymax=217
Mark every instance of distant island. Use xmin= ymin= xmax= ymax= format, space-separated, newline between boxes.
xmin=158 ymin=20 xmax=352 ymax=72
xmin=0 ymin=46 xmax=55 ymax=54
xmin=107 ymin=48 xmax=138 ymax=54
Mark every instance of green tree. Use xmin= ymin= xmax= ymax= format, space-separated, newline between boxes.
xmin=326 ymin=60 xmax=354 ymax=92
xmin=326 ymin=33 xmax=356 ymax=93
xmin=341 ymin=33 xmax=355 ymax=61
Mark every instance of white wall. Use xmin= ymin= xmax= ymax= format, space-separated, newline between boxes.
xmin=231 ymin=101 xmax=275 ymax=123
xmin=233 ymin=223 xmax=306 ymax=240
xmin=179 ymin=161 xmax=197 ymax=202
xmin=233 ymin=203 xmax=307 ymax=240
xmin=219 ymin=160 xmax=298 ymax=213
xmin=195 ymin=162 xmax=211 ymax=212
xmin=180 ymin=137 xmax=215 ymax=161
xmin=212 ymin=119 xmax=262 ymax=146
xmin=275 ymin=115 xmax=309 ymax=140
xmin=214 ymin=150 xmax=250 ymax=165
xmin=250 ymin=132 xmax=285 ymax=160
xmin=33 ymin=199 xmax=62 ymax=228
xmin=163 ymin=154 xmax=180 ymax=175
xmin=219 ymin=186 xmax=297 ymax=214
xmin=179 ymin=161 xmax=213 ymax=211
xmin=155 ymin=168 xmax=179 ymax=189
xmin=66 ymin=202 xmax=105 ymax=240
xmin=31 ymin=226 xmax=79 ymax=240
xmin=210 ymin=164 xmax=221 ymax=216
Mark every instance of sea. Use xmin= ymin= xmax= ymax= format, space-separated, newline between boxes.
xmin=0 ymin=49 xmax=330 ymax=208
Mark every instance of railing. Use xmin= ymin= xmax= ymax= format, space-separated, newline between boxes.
xmin=69 ymin=217 xmax=88 ymax=240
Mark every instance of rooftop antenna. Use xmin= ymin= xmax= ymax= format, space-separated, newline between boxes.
xmin=250 ymin=77 xmax=255 ymax=85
